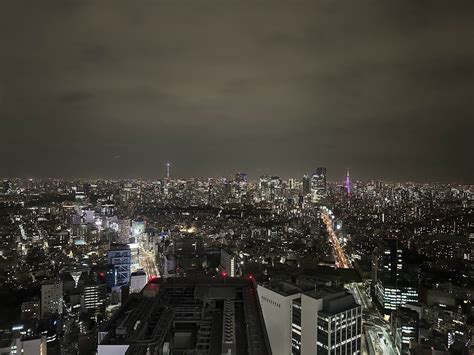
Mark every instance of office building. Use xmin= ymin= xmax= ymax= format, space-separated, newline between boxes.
xmin=82 ymin=280 xmax=106 ymax=312
xmin=372 ymin=239 xmax=418 ymax=315
xmin=107 ymin=244 xmax=131 ymax=287
xmin=98 ymin=277 xmax=271 ymax=355
xmin=258 ymin=281 xmax=305 ymax=355
xmin=301 ymin=288 xmax=362 ymax=355
xmin=391 ymin=307 xmax=419 ymax=355
xmin=303 ymin=175 xmax=311 ymax=195
xmin=258 ymin=282 xmax=362 ymax=355
xmin=220 ymin=248 xmax=237 ymax=277
xmin=372 ymin=238 xmax=402 ymax=286
xmin=21 ymin=298 xmax=40 ymax=321
xmin=41 ymin=280 xmax=63 ymax=318
xmin=311 ymin=167 xmax=327 ymax=202
xmin=259 ymin=175 xmax=271 ymax=201
xmin=118 ymin=219 xmax=131 ymax=244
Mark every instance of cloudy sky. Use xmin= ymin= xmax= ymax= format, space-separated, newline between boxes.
xmin=1 ymin=0 xmax=473 ymax=182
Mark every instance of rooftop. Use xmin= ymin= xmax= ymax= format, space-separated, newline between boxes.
xmin=100 ymin=277 xmax=271 ymax=355
xmin=261 ymin=280 xmax=307 ymax=296
xmin=304 ymin=287 xmax=360 ymax=315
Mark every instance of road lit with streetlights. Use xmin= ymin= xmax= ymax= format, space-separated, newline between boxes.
xmin=321 ymin=209 xmax=351 ymax=268
xmin=139 ymin=245 xmax=160 ymax=278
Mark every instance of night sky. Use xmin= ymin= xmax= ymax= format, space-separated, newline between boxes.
xmin=1 ymin=1 xmax=473 ymax=183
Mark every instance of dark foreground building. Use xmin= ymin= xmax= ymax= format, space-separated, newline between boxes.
xmin=98 ymin=277 xmax=271 ymax=355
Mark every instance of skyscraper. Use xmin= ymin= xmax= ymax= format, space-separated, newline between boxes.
xmin=220 ymin=248 xmax=237 ymax=277
xmin=311 ymin=167 xmax=327 ymax=202
xmin=372 ymin=239 xmax=418 ymax=315
xmin=259 ymin=175 xmax=271 ymax=201
xmin=118 ymin=219 xmax=131 ymax=244
xmin=302 ymin=174 xmax=311 ymax=195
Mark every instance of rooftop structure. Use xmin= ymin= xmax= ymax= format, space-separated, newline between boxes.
xmin=98 ymin=277 xmax=271 ymax=355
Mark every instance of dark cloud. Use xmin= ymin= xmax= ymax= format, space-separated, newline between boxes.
xmin=0 ymin=0 xmax=473 ymax=182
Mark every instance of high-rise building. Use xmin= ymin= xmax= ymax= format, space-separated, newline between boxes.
xmin=311 ymin=167 xmax=327 ymax=202
xmin=259 ymin=175 xmax=271 ymax=201
xmin=107 ymin=244 xmax=132 ymax=287
xmin=232 ymin=172 xmax=248 ymax=202
xmin=41 ymin=280 xmax=63 ymax=318
xmin=270 ymin=176 xmax=283 ymax=200
xmin=373 ymin=238 xmax=402 ymax=286
xmin=220 ymin=248 xmax=237 ymax=277
xmin=372 ymin=239 xmax=418 ymax=315
xmin=21 ymin=298 xmax=40 ymax=321
xmin=235 ymin=172 xmax=248 ymax=183
xmin=300 ymin=289 xmax=362 ymax=355
xmin=258 ymin=282 xmax=362 ymax=355
xmin=302 ymin=175 xmax=311 ymax=195
xmin=118 ymin=219 xmax=131 ymax=244
xmin=258 ymin=281 xmax=306 ymax=355
xmin=82 ymin=280 xmax=106 ymax=312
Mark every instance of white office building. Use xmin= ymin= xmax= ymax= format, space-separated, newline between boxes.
xmin=300 ymin=289 xmax=362 ymax=355
xmin=258 ymin=282 xmax=362 ymax=355
xmin=258 ymin=281 xmax=303 ymax=355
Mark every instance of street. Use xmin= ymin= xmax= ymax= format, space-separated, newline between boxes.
xmin=139 ymin=244 xmax=160 ymax=278
xmin=321 ymin=210 xmax=351 ymax=268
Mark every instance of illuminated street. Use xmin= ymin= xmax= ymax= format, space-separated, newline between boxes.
xmin=321 ymin=210 xmax=351 ymax=269
xmin=139 ymin=245 xmax=160 ymax=278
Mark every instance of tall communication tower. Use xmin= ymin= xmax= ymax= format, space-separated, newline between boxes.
xmin=345 ymin=168 xmax=351 ymax=195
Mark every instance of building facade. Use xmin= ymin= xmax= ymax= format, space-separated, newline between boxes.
xmin=21 ymin=299 xmax=40 ymax=321
xmin=258 ymin=282 xmax=362 ymax=355
xmin=107 ymin=244 xmax=131 ymax=287
xmin=41 ymin=280 xmax=63 ymax=318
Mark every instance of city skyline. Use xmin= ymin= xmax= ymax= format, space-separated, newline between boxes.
xmin=2 ymin=169 xmax=472 ymax=185
xmin=1 ymin=1 xmax=474 ymax=183
xmin=1 ymin=1 xmax=474 ymax=354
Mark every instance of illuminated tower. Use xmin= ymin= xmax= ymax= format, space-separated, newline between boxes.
xmin=166 ymin=162 xmax=171 ymax=180
xmin=345 ymin=168 xmax=351 ymax=195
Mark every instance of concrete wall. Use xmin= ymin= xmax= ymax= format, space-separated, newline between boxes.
xmin=257 ymin=285 xmax=300 ymax=355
